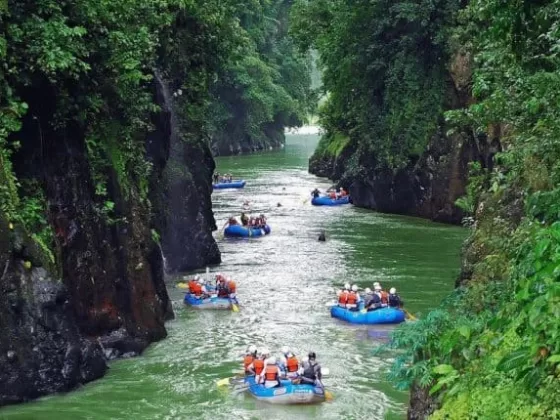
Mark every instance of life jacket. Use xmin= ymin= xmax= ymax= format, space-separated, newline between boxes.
xmin=188 ymin=280 xmax=198 ymax=294
xmin=347 ymin=291 xmax=358 ymax=305
xmin=302 ymin=361 xmax=317 ymax=380
xmin=264 ymin=365 xmax=279 ymax=381
xmin=340 ymin=189 xmax=347 ymax=196
xmin=191 ymin=282 xmax=202 ymax=296
xmin=389 ymin=294 xmax=401 ymax=307
xmin=380 ymin=291 xmax=389 ymax=305
xmin=253 ymin=359 xmax=265 ymax=375
xmin=226 ymin=280 xmax=236 ymax=294
xmin=329 ymin=191 xmax=336 ymax=199
xmin=338 ymin=291 xmax=348 ymax=304
xmin=286 ymin=356 xmax=299 ymax=373
xmin=244 ymin=355 xmax=254 ymax=372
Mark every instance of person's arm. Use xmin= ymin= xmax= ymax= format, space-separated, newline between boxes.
xmin=247 ymin=362 xmax=255 ymax=375
xmin=315 ymin=364 xmax=322 ymax=381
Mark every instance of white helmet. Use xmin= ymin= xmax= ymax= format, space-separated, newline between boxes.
xmin=197 ymin=277 xmax=205 ymax=284
xmin=374 ymin=285 xmax=382 ymax=291
xmin=351 ymin=285 xmax=358 ymax=292
xmin=194 ymin=275 xmax=200 ymax=281
xmin=247 ymin=345 xmax=257 ymax=354
xmin=260 ymin=347 xmax=270 ymax=357
xmin=268 ymin=356 xmax=277 ymax=365
xmin=365 ymin=287 xmax=372 ymax=294
xmin=373 ymin=281 xmax=380 ymax=287
xmin=344 ymin=283 xmax=350 ymax=290
xmin=390 ymin=287 xmax=397 ymax=294
xmin=281 ymin=346 xmax=290 ymax=355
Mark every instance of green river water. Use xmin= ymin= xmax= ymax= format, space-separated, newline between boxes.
xmin=1 ymin=134 xmax=466 ymax=420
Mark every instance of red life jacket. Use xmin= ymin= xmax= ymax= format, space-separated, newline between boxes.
xmin=380 ymin=291 xmax=389 ymax=305
xmin=190 ymin=282 xmax=202 ymax=296
xmin=338 ymin=291 xmax=348 ymax=304
xmin=347 ymin=291 xmax=358 ymax=305
xmin=253 ymin=359 xmax=265 ymax=375
xmin=264 ymin=365 xmax=279 ymax=381
xmin=286 ymin=356 xmax=299 ymax=373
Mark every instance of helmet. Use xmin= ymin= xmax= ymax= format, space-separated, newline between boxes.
xmin=373 ymin=281 xmax=380 ymax=287
xmin=374 ymin=285 xmax=382 ymax=291
xmin=260 ymin=347 xmax=270 ymax=357
xmin=247 ymin=345 xmax=257 ymax=354
xmin=344 ymin=283 xmax=350 ymax=290
xmin=268 ymin=356 xmax=277 ymax=365
xmin=390 ymin=287 xmax=396 ymax=294
xmin=351 ymin=285 xmax=358 ymax=292
xmin=365 ymin=287 xmax=372 ymax=294
xmin=281 ymin=346 xmax=290 ymax=355
xmin=308 ymin=351 xmax=316 ymax=360
xmin=194 ymin=275 xmax=200 ymax=280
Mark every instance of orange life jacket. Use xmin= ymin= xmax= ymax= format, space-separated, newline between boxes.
xmin=226 ymin=280 xmax=236 ymax=293
xmin=264 ymin=365 xmax=279 ymax=381
xmin=286 ymin=356 xmax=299 ymax=373
xmin=338 ymin=291 xmax=348 ymax=304
xmin=253 ymin=359 xmax=265 ymax=375
xmin=244 ymin=355 xmax=254 ymax=372
xmin=347 ymin=291 xmax=358 ymax=305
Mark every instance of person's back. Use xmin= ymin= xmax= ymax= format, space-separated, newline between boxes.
xmin=388 ymin=287 xmax=403 ymax=308
xmin=367 ymin=293 xmax=381 ymax=311
xmin=263 ymin=357 xmax=281 ymax=388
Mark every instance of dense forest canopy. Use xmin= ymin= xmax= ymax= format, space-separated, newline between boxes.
xmin=294 ymin=0 xmax=560 ymax=417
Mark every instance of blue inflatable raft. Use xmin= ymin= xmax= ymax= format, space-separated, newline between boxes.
xmin=330 ymin=306 xmax=405 ymax=325
xmin=224 ymin=224 xmax=271 ymax=238
xmin=184 ymin=293 xmax=234 ymax=310
xmin=244 ymin=376 xmax=326 ymax=405
xmin=311 ymin=195 xmax=351 ymax=206
xmin=213 ymin=180 xmax=246 ymax=189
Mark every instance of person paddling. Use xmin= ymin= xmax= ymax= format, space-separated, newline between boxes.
xmin=244 ymin=345 xmax=258 ymax=375
xmin=298 ymin=351 xmax=322 ymax=385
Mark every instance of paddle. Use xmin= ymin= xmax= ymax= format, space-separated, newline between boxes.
xmin=316 ymin=379 xmax=333 ymax=401
xmin=231 ymin=298 xmax=239 ymax=312
xmin=404 ymin=308 xmax=417 ymax=321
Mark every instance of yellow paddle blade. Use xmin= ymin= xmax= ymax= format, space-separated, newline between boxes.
xmin=360 ymin=308 xmax=367 ymax=314
xmin=216 ymin=377 xmax=231 ymax=387
xmin=404 ymin=309 xmax=417 ymax=321
xmin=231 ymin=304 xmax=239 ymax=312
xmin=176 ymin=282 xmax=189 ymax=289
xmin=325 ymin=390 xmax=334 ymax=401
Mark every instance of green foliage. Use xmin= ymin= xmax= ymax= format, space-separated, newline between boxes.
xmin=292 ymin=0 xmax=460 ymax=170
xmin=0 ymin=0 xmax=312 ymax=265
xmin=208 ymin=0 xmax=314 ymax=149
xmin=312 ymin=131 xmax=350 ymax=160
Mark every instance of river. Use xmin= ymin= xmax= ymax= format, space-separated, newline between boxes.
xmin=0 ymin=134 xmax=465 ymax=420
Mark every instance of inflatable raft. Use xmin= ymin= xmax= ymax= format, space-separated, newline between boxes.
xmin=224 ymin=224 xmax=271 ymax=238
xmin=330 ymin=306 xmax=405 ymax=325
xmin=183 ymin=293 xmax=233 ymax=310
xmin=244 ymin=376 xmax=326 ymax=405
xmin=311 ymin=195 xmax=351 ymax=206
xmin=213 ymin=180 xmax=246 ymax=189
